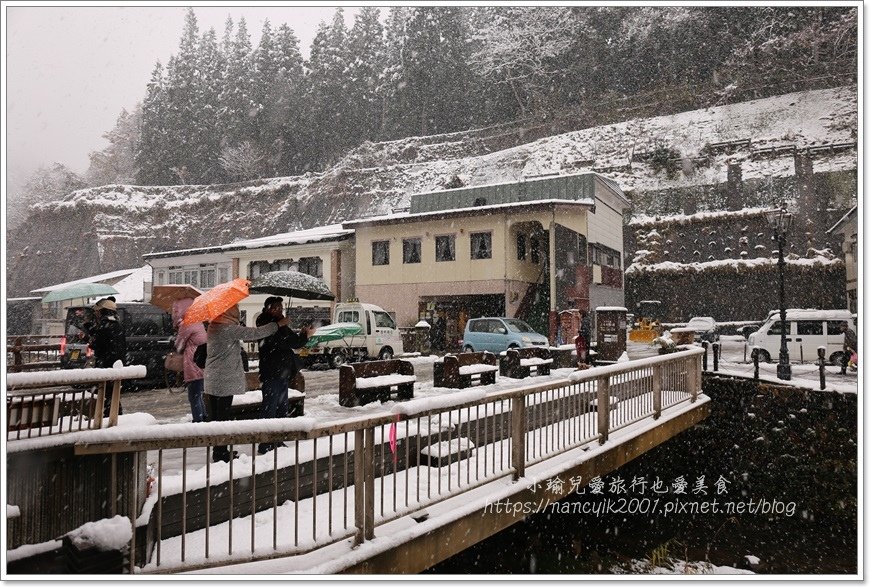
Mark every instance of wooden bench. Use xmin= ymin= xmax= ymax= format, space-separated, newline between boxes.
xmin=223 ymin=372 xmax=305 ymax=419
xmin=499 ymin=347 xmax=553 ymax=379
xmin=339 ymin=360 xmax=415 ymax=407
xmin=433 ymin=351 xmax=498 ymax=389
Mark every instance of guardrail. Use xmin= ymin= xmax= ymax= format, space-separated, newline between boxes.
xmin=66 ymin=349 xmax=702 ymax=573
xmin=6 ymin=336 xmax=63 ymax=372
xmin=6 ymin=366 xmax=148 ymax=437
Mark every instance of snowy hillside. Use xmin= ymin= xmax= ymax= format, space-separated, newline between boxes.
xmin=7 ymin=86 xmax=857 ymax=297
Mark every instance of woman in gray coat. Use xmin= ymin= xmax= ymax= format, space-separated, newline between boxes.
xmin=205 ymin=304 xmax=289 ymax=462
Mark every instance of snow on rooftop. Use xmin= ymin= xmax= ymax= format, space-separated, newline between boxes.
xmin=224 ymin=224 xmax=354 ymax=250
xmin=344 ymin=198 xmax=596 ymax=225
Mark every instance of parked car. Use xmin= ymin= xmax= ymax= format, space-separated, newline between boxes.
xmin=747 ymin=309 xmax=855 ymax=365
xmin=686 ymin=316 xmax=719 ymax=343
xmin=61 ymin=303 xmax=174 ymax=387
xmin=461 ymin=317 xmax=549 ymax=353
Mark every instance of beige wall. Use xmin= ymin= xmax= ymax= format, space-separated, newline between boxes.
xmin=354 ymin=208 xmax=594 ymax=326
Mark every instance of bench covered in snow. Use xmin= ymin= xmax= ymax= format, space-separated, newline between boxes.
xmin=339 ymin=359 xmax=415 ymax=407
xmin=499 ymin=347 xmax=553 ymax=379
xmin=433 ymin=351 xmax=498 ymax=389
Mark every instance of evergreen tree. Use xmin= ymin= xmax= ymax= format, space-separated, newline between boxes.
xmin=221 ymin=16 xmax=257 ymax=158
xmin=197 ymin=27 xmax=225 ymax=182
xmin=270 ymin=23 xmax=306 ymax=174
xmin=380 ymin=7 xmax=412 ymax=138
xmin=305 ymin=9 xmax=351 ymax=165
xmin=136 ymin=61 xmax=174 ymax=184
xmin=85 ymin=107 xmax=141 ymax=186
xmin=346 ymin=7 xmax=385 ymax=144
xmin=162 ymin=8 xmax=202 ymax=183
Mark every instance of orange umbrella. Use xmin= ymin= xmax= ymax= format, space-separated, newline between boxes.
xmin=182 ymin=278 xmax=250 ymax=325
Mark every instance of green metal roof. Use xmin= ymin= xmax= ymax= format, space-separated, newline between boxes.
xmin=409 ymin=172 xmax=621 ymax=214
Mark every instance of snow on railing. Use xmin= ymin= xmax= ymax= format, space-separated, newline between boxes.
xmin=21 ymin=351 xmax=703 ymax=573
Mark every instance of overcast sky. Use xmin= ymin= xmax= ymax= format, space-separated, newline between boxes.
xmin=4 ymin=3 xmax=363 ymax=186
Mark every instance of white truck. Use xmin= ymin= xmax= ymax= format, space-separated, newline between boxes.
xmin=299 ymin=302 xmax=404 ymax=369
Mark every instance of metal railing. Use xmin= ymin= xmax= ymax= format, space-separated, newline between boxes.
xmin=6 ymin=336 xmax=63 ymax=372
xmin=6 ymin=366 xmax=148 ymax=438
xmin=69 ymin=349 xmax=702 ymax=573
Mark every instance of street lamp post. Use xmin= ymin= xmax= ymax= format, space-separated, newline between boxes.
xmin=766 ymin=204 xmax=793 ymax=380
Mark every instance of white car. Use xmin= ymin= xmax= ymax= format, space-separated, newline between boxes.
xmin=686 ymin=316 xmax=719 ymax=343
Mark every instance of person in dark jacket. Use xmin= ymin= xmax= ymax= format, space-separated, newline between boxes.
xmin=255 ymin=297 xmax=315 ymax=454
xmin=85 ymin=298 xmax=127 ymax=416
xmin=574 ymin=312 xmax=592 ymax=365
xmin=842 ymin=324 xmax=857 ymax=374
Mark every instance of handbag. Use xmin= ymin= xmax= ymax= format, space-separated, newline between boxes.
xmin=164 ymin=350 xmax=184 ymax=373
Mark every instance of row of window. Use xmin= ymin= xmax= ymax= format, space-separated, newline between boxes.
xmin=373 ymin=233 xmax=493 ymax=266
xmin=157 ymin=265 xmax=229 ymax=288
xmin=769 ymin=320 xmax=851 ymax=336
xmin=249 ymin=257 xmax=323 ymax=279
xmin=373 ymin=233 xmax=618 ymax=269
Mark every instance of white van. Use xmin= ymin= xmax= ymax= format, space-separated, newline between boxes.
xmin=301 ymin=302 xmax=404 ymax=368
xmin=747 ymin=309 xmax=855 ymax=365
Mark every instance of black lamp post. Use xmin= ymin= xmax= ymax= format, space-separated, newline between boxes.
xmin=766 ymin=204 xmax=793 ymax=380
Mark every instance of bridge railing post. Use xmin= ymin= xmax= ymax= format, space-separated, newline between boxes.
xmin=511 ymin=396 xmax=526 ymax=481
xmin=364 ymin=427 xmax=375 ymax=541
xmin=691 ymin=354 xmax=700 ymax=402
xmin=93 ymin=382 xmax=107 ymax=429
xmin=652 ymin=365 xmax=662 ymax=419
xmin=597 ymin=376 xmax=610 ymax=444
xmin=353 ymin=429 xmax=365 ymax=546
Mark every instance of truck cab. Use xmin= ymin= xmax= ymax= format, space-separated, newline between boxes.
xmin=301 ymin=302 xmax=404 ymax=368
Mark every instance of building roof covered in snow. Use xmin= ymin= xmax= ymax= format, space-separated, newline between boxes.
xmin=30 ymin=265 xmax=151 ymax=302
xmin=826 ymin=205 xmax=857 ymax=235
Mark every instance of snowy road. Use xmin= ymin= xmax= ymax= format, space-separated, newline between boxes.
xmin=119 ymin=335 xmax=857 ymax=424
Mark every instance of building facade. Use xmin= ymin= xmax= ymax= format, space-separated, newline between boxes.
xmin=144 ymin=225 xmax=354 ymax=327
xmin=345 ymin=173 xmax=630 ymax=345
xmin=827 ymin=205 xmax=858 ymax=314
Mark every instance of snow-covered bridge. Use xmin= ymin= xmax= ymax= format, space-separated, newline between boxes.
xmin=8 ymin=348 xmax=707 ymax=574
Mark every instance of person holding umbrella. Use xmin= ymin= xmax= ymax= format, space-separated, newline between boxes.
xmin=84 ymin=297 xmax=127 ymax=417
xmin=255 ymin=297 xmax=315 ymax=454
xmin=204 ymin=303 xmax=289 ymax=463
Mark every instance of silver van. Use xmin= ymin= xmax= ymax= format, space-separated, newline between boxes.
xmin=747 ymin=309 xmax=855 ymax=365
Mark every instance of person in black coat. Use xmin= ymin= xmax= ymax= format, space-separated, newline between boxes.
xmin=84 ymin=298 xmax=127 ymax=416
xmin=255 ymin=297 xmax=314 ymax=453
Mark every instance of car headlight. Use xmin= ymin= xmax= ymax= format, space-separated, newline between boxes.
xmin=521 ymin=336 xmax=531 ymax=343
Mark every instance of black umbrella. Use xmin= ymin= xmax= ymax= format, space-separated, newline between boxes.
xmin=249 ymin=270 xmax=335 ymax=301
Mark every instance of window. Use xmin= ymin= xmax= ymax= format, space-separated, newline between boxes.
xmin=826 ymin=321 xmax=848 ymax=336
xmin=403 ymin=238 xmax=422 ymax=264
xmin=517 ymin=235 xmax=527 ymax=261
xmin=167 ymin=264 xmax=219 ymax=288
xmin=768 ymin=320 xmax=791 ymax=336
xmin=373 ymin=311 xmax=396 ymax=329
xmin=372 ymin=241 xmax=390 ymax=266
xmin=578 ymin=234 xmax=588 ymax=265
xmin=797 ymin=321 xmax=823 ymax=335
xmin=470 ymin=232 xmax=492 ymax=260
xmin=435 ymin=235 xmax=455 ymax=262
xmin=591 ymin=244 xmax=621 ymax=269
xmin=337 ymin=310 xmax=359 ymax=323
xmin=298 ymin=257 xmax=323 ymax=278
xmin=474 ymin=197 xmax=487 ymax=207
xmin=530 ymin=236 xmax=540 ymax=264
xmin=219 ymin=267 xmax=229 ymax=283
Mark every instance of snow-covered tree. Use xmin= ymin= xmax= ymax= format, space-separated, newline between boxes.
xmin=85 ymin=107 xmax=141 ymax=186
xmin=346 ymin=7 xmax=386 ymax=144
xmin=219 ymin=140 xmax=265 ymax=181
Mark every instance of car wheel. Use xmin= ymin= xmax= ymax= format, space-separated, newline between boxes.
xmin=329 ymin=350 xmax=347 ymax=369
xmin=463 ymin=345 xmax=474 ymax=353
xmin=378 ymin=347 xmax=394 ymax=361
xmin=756 ymin=349 xmax=772 ymax=363
xmin=828 ymin=351 xmax=845 ymax=367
